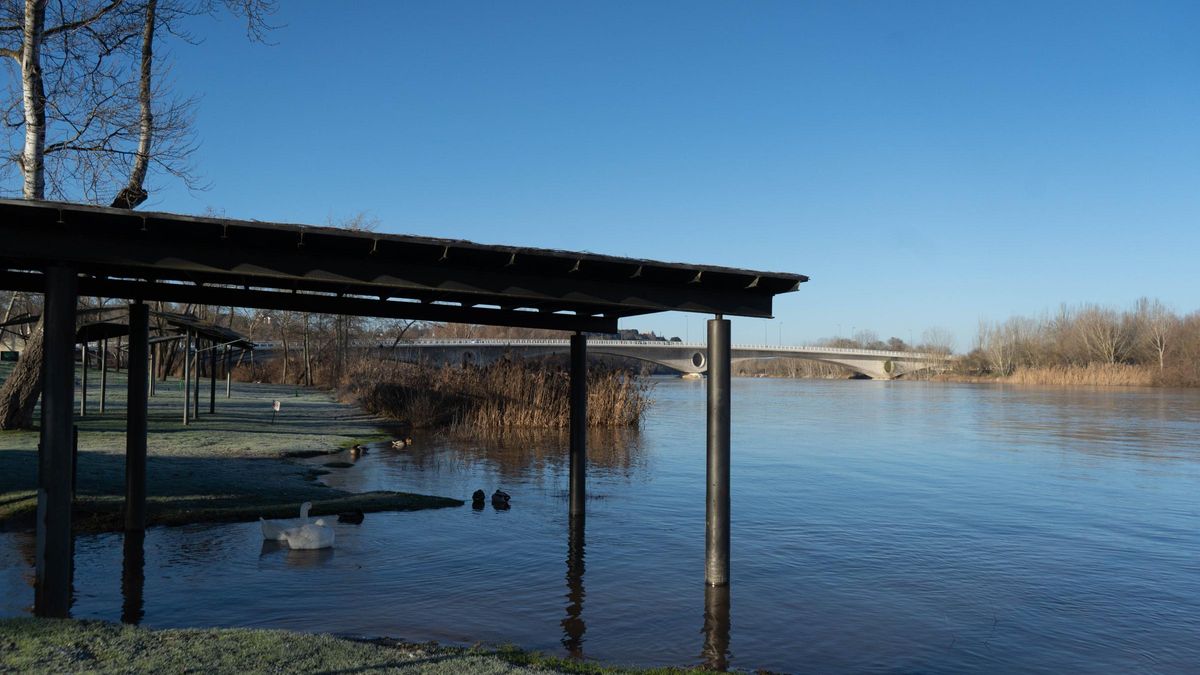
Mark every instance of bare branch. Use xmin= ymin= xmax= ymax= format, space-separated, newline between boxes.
xmin=43 ymin=0 xmax=124 ymax=38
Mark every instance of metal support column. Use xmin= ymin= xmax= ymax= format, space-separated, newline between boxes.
xmin=99 ymin=338 xmax=107 ymax=414
xmin=182 ymin=331 xmax=190 ymax=425
xmin=562 ymin=514 xmax=586 ymax=657
xmin=36 ymin=265 xmax=78 ymax=618
xmin=225 ymin=347 xmax=232 ymax=398
xmin=706 ymin=315 xmax=731 ymax=587
xmin=192 ymin=340 xmax=200 ymax=420
xmin=149 ymin=344 xmax=156 ymax=397
xmin=701 ymin=584 xmax=731 ymax=670
xmin=569 ymin=332 xmax=587 ymax=518
xmin=79 ymin=343 xmax=87 ymax=416
xmin=124 ymin=302 xmax=149 ymax=532
xmin=209 ymin=342 xmax=216 ymax=414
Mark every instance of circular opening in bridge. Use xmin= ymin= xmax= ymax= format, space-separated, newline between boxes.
xmin=692 ymin=352 xmax=705 ymax=369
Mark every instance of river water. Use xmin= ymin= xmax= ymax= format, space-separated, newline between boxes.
xmin=3 ymin=378 xmax=1199 ymax=673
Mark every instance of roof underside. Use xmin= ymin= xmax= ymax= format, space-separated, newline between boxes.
xmin=0 ymin=199 xmax=807 ymax=333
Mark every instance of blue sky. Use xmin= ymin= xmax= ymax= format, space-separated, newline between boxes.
xmin=150 ymin=1 xmax=1199 ymax=349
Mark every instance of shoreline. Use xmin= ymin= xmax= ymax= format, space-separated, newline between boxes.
xmin=0 ymin=618 xmax=709 ymax=674
xmin=0 ymin=372 xmax=462 ymax=533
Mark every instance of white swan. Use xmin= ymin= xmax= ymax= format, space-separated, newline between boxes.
xmin=281 ymin=518 xmax=335 ymax=550
xmin=260 ymin=501 xmax=312 ymax=541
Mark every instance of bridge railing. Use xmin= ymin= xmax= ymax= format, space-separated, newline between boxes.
xmin=365 ymin=338 xmax=953 ymax=361
xmin=254 ymin=338 xmax=952 ymax=361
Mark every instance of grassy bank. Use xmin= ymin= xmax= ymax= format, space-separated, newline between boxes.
xmin=0 ymin=367 xmax=460 ymax=532
xmin=0 ymin=619 xmax=696 ymax=674
xmin=343 ymin=359 xmax=650 ymax=430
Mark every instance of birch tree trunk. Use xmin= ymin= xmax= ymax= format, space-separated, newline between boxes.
xmin=279 ymin=326 xmax=289 ymax=384
xmin=21 ymin=0 xmax=46 ymax=200
xmin=0 ymin=0 xmax=48 ymax=429
xmin=112 ymin=0 xmax=155 ymax=209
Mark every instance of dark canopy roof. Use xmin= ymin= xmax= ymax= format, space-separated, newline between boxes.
xmin=4 ymin=307 xmax=252 ymax=349
xmin=76 ymin=322 xmax=130 ymax=343
xmin=153 ymin=311 xmax=256 ymax=350
xmin=0 ymin=199 xmax=807 ymax=333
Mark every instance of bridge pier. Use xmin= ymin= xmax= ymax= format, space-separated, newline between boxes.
xmin=569 ymin=333 xmax=587 ymax=517
xmin=706 ymin=316 xmax=731 ymax=586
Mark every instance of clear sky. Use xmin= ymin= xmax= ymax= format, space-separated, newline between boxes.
xmin=148 ymin=1 xmax=1200 ymax=349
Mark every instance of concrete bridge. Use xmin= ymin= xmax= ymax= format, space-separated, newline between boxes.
xmin=371 ymin=338 xmax=952 ymax=380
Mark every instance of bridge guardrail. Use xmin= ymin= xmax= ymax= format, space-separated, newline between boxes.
xmin=350 ymin=336 xmax=950 ymax=357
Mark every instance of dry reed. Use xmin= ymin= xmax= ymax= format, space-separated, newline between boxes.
xmin=341 ymin=358 xmax=651 ymax=429
xmin=997 ymin=363 xmax=1154 ymax=386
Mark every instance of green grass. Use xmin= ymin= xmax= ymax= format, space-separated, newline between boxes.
xmin=0 ymin=489 xmax=461 ymax=532
xmin=0 ymin=619 xmax=702 ymax=674
xmin=0 ymin=366 xmax=460 ymax=532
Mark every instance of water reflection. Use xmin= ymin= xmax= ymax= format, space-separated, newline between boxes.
xmin=700 ymin=585 xmax=730 ymax=670
xmin=976 ymin=387 xmax=1200 ymax=462
xmin=561 ymin=515 xmax=586 ymax=656
xmin=404 ymin=427 xmax=647 ymax=479
xmin=259 ymin=540 xmax=336 ymax=568
xmin=121 ymin=530 xmax=145 ymax=625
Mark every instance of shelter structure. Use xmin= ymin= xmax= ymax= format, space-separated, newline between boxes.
xmin=4 ymin=308 xmax=253 ymax=422
xmin=0 ymin=198 xmax=806 ymax=617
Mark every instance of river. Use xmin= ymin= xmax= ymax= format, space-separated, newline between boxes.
xmin=3 ymin=378 xmax=1199 ymax=673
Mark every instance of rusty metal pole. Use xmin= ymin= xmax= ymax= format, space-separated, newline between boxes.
xmin=569 ymin=332 xmax=587 ymax=518
xmin=706 ymin=315 xmax=731 ymax=587
xmin=36 ymin=265 xmax=78 ymax=618
xmin=124 ymin=302 xmax=149 ymax=532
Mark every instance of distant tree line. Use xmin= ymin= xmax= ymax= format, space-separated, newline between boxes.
xmin=963 ymin=298 xmax=1198 ymax=387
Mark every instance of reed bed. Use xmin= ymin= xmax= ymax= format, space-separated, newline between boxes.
xmin=1000 ymin=363 xmax=1154 ymax=386
xmin=341 ymin=358 xmax=651 ymax=430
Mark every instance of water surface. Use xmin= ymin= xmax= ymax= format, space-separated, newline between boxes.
xmin=3 ymin=378 xmax=1199 ymax=673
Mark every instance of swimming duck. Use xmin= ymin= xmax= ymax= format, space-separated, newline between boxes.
xmin=391 ymin=439 xmax=407 ymax=449
xmin=491 ymin=489 xmax=511 ymax=509
xmin=471 ymin=489 xmax=486 ymax=509
xmin=338 ymin=509 xmax=365 ymax=524
xmin=281 ymin=518 xmax=335 ymax=550
xmin=260 ymin=501 xmax=312 ymax=541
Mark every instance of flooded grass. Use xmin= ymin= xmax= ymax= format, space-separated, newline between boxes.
xmin=0 ymin=368 xmax=460 ymax=532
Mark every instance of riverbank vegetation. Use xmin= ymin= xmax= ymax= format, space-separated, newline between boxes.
xmin=342 ymin=358 xmax=651 ymax=430
xmin=0 ymin=618 xmax=698 ymax=674
xmin=961 ymin=299 xmax=1199 ymax=387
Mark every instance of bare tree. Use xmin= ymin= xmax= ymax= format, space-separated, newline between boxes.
xmin=919 ymin=327 xmax=955 ymax=356
xmin=0 ymin=0 xmax=276 ymax=428
xmin=1076 ymin=305 xmax=1132 ymax=365
xmin=1136 ymin=297 xmax=1173 ymax=372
